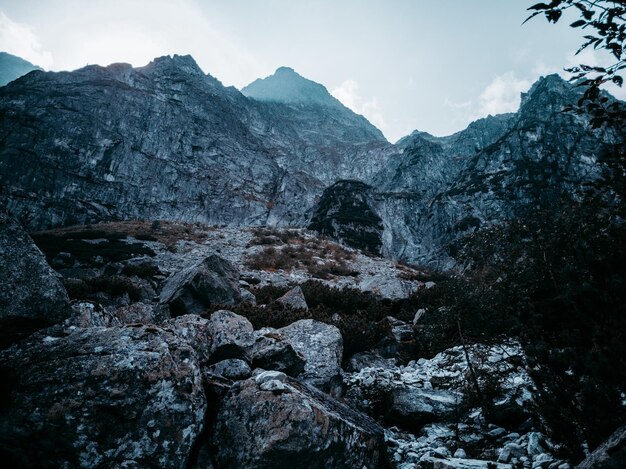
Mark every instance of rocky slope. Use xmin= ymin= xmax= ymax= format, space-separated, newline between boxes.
xmin=0 ymin=219 xmax=588 ymax=467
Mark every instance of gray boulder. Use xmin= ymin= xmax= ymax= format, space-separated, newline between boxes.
xmin=0 ymin=324 xmax=206 ymax=468
xmin=278 ymin=319 xmax=343 ymax=390
xmin=207 ymin=310 xmax=255 ymax=363
xmin=206 ymin=358 xmax=251 ymax=380
xmin=212 ymin=372 xmax=387 ymax=468
xmin=0 ymin=213 xmax=71 ymax=347
xmin=389 ymin=387 xmax=463 ymax=431
xmin=166 ymin=314 xmax=213 ymax=364
xmin=276 ymin=286 xmax=308 ymax=311
xmin=159 ymin=254 xmax=241 ymax=316
xmin=249 ymin=329 xmax=306 ymax=376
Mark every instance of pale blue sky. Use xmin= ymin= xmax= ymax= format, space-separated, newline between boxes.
xmin=1 ymin=0 xmax=622 ymax=141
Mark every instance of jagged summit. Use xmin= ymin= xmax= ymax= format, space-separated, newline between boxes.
xmin=139 ymin=54 xmax=206 ymax=77
xmin=241 ymin=66 xmax=343 ymax=109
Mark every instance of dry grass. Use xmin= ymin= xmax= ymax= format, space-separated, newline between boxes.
xmin=245 ymin=232 xmax=358 ymax=279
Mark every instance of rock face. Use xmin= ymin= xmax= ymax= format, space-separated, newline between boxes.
xmin=0 ymin=325 xmax=207 ymax=468
xmin=212 ymin=371 xmax=387 ymax=468
xmin=207 ymin=310 xmax=255 ymax=362
xmin=309 ymin=180 xmax=384 ymax=255
xmin=0 ymin=55 xmax=395 ymax=232
xmin=372 ymin=75 xmax=620 ymax=266
xmin=160 ymin=254 xmax=242 ymax=316
xmin=0 ymin=212 xmax=71 ymax=347
xmin=278 ymin=319 xmax=343 ymax=390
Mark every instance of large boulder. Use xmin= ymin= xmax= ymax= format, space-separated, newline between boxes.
xmin=249 ymin=328 xmax=306 ymax=376
xmin=0 ymin=213 xmax=71 ymax=347
xmin=207 ymin=310 xmax=255 ymax=363
xmin=0 ymin=324 xmax=207 ymax=468
xmin=159 ymin=254 xmax=241 ymax=316
xmin=212 ymin=371 xmax=387 ymax=468
xmin=278 ymin=319 xmax=343 ymax=390
xmin=578 ymin=424 xmax=626 ymax=469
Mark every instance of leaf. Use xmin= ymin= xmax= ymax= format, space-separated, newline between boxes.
xmin=613 ymin=75 xmax=624 ymax=86
xmin=570 ymin=20 xmax=586 ymax=28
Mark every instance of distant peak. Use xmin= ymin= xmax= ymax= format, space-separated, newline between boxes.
xmin=241 ymin=67 xmax=343 ymax=108
xmin=275 ymin=66 xmax=296 ymax=74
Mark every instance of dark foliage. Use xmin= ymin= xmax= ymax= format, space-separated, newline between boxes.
xmin=442 ymin=197 xmax=626 ymax=460
xmin=526 ymin=0 xmax=626 ymax=129
xmin=63 ymin=275 xmax=142 ymax=302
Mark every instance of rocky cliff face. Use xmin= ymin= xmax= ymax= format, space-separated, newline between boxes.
xmin=0 ymin=55 xmax=396 ymax=231
xmin=0 ymin=54 xmax=620 ymax=267
xmin=371 ymin=75 xmax=621 ymax=266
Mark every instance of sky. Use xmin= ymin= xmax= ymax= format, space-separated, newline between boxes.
xmin=0 ymin=0 xmax=624 ymax=142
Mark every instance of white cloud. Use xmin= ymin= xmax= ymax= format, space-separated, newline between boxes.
xmin=0 ymin=11 xmax=53 ymax=68
xmin=478 ymin=72 xmax=531 ymax=116
xmin=331 ymin=79 xmax=387 ymax=133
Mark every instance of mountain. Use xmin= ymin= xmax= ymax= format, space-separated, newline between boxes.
xmin=0 ymin=56 xmax=620 ymax=267
xmin=0 ymin=52 xmax=41 ymax=86
xmin=0 ymin=55 xmax=392 ymax=231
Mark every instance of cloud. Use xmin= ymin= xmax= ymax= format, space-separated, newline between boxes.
xmin=331 ymin=79 xmax=387 ymax=133
xmin=565 ymin=48 xmax=626 ymax=100
xmin=477 ymin=72 xmax=531 ymax=116
xmin=0 ymin=12 xmax=53 ymax=68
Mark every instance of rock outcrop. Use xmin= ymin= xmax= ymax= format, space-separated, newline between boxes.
xmin=0 ymin=212 xmax=71 ymax=347
xmin=577 ymin=424 xmax=626 ymax=469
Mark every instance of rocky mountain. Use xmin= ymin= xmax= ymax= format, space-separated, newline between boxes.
xmin=0 ymin=54 xmax=621 ymax=267
xmin=0 ymin=52 xmax=41 ymax=86
xmin=0 ymin=55 xmax=395 ymax=232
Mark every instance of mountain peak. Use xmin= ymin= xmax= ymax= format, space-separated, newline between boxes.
xmin=241 ymin=66 xmax=342 ymax=108
xmin=140 ymin=54 xmax=205 ymax=77
xmin=0 ymin=52 xmax=42 ymax=86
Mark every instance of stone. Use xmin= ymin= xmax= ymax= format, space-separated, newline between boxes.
xmin=207 ymin=359 xmax=251 ymax=380
xmin=113 ymin=302 xmax=170 ymax=325
xmin=248 ymin=330 xmax=306 ymax=376
xmin=275 ymin=286 xmax=308 ymax=311
xmin=0 ymin=212 xmax=71 ymax=347
xmin=159 ymin=254 xmax=241 ymax=316
xmin=388 ymin=387 xmax=463 ymax=431
xmin=454 ymin=448 xmax=468 ymax=458
xmin=577 ymin=424 xmax=626 ymax=469
xmin=212 ymin=373 xmax=387 ymax=468
xmin=497 ymin=443 xmax=526 ymax=463
xmin=166 ymin=314 xmax=213 ymax=364
xmin=67 ymin=301 xmax=121 ymax=328
xmin=0 ymin=325 xmax=206 ymax=467
xmin=278 ymin=319 xmax=343 ymax=390
xmin=346 ymin=351 xmax=397 ymax=372
xmin=207 ymin=310 xmax=255 ymax=363
xmin=240 ymin=288 xmax=256 ymax=304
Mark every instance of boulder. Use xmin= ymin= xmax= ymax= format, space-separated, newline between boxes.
xmin=206 ymin=359 xmax=251 ymax=380
xmin=346 ymin=350 xmax=397 ymax=372
xmin=212 ymin=372 xmax=387 ymax=468
xmin=166 ymin=314 xmax=213 ymax=364
xmin=278 ymin=319 xmax=343 ymax=390
xmin=276 ymin=286 xmax=308 ymax=311
xmin=577 ymin=424 xmax=626 ymax=469
xmin=0 ymin=325 xmax=206 ymax=468
xmin=389 ymin=387 xmax=463 ymax=431
xmin=207 ymin=310 xmax=255 ymax=363
xmin=0 ymin=213 xmax=71 ymax=347
xmin=159 ymin=254 xmax=241 ymax=316
xmin=248 ymin=329 xmax=306 ymax=376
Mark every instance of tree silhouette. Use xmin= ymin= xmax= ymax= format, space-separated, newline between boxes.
xmin=526 ymin=1 xmax=626 ymax=128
